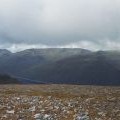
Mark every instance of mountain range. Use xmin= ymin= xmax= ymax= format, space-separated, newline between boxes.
xmin=0 ymin=48 xmax=120 ymax=85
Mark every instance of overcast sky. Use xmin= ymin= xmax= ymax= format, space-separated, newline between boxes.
xmin=0 ymin=0 xmax=119 ymax=51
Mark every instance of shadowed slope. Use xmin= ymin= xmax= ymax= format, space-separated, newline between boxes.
xmin=0 ymin=74 xmax=20 ymax=84
xmin=25 ymin=52 xmax=120 ymax=85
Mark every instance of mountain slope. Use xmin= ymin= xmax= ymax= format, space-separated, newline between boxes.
xmin=24 ymin=52 xmax=120 ymax=85
xmin=0 ymin=48 xmax=91 ymax=75
xmin=0 ymin=74 xmax=20 ymax=84
xmin=0 ymin=49 xmax=120 ymax=85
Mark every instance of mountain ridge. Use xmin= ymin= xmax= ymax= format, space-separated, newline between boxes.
xmin=0 ymin=48 xmax=120 ymax=85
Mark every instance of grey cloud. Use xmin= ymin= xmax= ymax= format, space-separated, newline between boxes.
xmin=0 ymin=0 xmax=120 ymax=51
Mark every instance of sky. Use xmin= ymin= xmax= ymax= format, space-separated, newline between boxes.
xmin=0 ymin=0 xmax=120 ymax=52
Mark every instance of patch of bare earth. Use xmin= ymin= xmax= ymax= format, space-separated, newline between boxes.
xmin=0 ymin=85 xmax=119 ymax=120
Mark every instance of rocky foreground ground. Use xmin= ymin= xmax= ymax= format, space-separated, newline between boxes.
xmin=0 ymin=85 xmax=119 ymax=120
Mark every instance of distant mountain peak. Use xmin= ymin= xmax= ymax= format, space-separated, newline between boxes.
xmin=0 ymin=49 xmax=11 ymax=56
